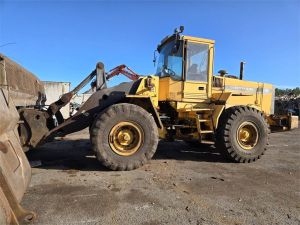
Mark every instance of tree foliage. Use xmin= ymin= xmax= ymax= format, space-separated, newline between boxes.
xmin=275 ymin=87 xmax=300 ymax=97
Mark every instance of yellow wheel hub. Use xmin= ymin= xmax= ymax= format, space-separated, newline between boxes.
xmin=237 ymin=121 xmax=259 ymax=150
xmin=109 ymin=121 xmax=144 ymax=156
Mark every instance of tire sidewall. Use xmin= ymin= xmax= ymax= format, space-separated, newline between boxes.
xmin=228 ymin=110 xmax=268 ymax=159
xmin=93 ymin=104 xmax=158 ymax=168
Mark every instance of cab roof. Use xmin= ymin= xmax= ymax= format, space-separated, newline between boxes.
xmin=182 ymin=35 xmax=215 ymax=44
xmin=157 ymin=34 xmax=215 ymax=51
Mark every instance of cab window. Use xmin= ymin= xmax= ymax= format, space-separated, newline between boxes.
xmin=186 ymin=42 xmax=209 ymax=82
xmin=156 ymin=40 xmax=183 ymax=80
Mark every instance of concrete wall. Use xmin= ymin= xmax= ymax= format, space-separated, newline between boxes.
xmin=43 ymin=81 xmax=71 ymax=119
xmin=70 ymin=93 xmax=92 ymax=116
xmin=72 ymin=93 xmax=92 ymax=105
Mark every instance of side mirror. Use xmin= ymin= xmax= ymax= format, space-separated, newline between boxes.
xmin=174 ymin=26 xmax=184 ymax=35
xmin=179 ymin=26 xmax=184 ymax=33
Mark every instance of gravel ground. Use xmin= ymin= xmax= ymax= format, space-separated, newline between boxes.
xmin=23 ymin=127 xmax=300 ymax=225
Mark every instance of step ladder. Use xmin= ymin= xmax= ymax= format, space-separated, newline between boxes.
xmin=195 ymin=108 xmax=215 ymax=145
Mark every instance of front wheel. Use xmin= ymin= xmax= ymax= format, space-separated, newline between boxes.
xmin=216 ymin=106 xmax=269 ymax=163
xmin=90 ymin=103 xmax=158 ymax=171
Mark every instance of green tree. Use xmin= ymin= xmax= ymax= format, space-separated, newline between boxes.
xmin=275 ymin=87 xmax=300 ymax=96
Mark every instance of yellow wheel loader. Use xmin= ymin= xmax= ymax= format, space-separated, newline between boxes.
xmin=2 ymin=27 xmax=298 ymax=224
xmin=2 ymin=26 xmax=297 ymax=177
xmin=88 ymin=26 xmax=274 ymax=170
xmin=15 ymin=27 xmax=299 ymax=171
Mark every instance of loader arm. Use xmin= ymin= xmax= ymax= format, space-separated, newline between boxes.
xmin=47 ymin=63 xmax=141 ymax=118
xmin=44 ymin=80 xmax=142 ymax=140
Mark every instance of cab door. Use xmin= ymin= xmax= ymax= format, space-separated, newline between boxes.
xmin=183 ymin=41 xmax=213 ymax=102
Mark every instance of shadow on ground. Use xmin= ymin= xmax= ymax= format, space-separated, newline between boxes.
xmin=26 ymin=138 xmax=229 ymax=172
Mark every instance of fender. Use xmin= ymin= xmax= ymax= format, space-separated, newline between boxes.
xmin=125 ymin=95 xmax=163 ymax=129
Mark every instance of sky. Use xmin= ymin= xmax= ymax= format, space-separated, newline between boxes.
xmin=0 ymin=0 xmax=299 ymax=90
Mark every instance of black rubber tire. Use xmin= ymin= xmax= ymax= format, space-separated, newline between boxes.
xmin=90 ymin=103 xmax=158 ymax=171
xmin=216 ymin=106 xmax=269 ymax=163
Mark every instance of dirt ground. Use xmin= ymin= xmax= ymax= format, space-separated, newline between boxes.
xmin=23 ymin=127 xmax=300 ymax=225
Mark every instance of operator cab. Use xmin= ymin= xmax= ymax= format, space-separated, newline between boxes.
xmin=155 ymin=26 xmax=215 ymax=102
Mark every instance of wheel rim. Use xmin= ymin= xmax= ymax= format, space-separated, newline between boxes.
xmin=236 ymin=121 xmax=259 ymax=150
xmin=109 ymin=121 xmax=144 ymax=156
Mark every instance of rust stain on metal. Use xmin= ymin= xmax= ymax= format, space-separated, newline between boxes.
xmin=0 ymin=75 xmax=36 ymax=223
xmin=0 ymin=54 xmax=46 ymax=107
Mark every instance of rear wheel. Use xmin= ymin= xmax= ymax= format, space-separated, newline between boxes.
xmin=90 ymin=103 xmax=158 ymax=170
xmin=216 ymin=106 xmax=269 ymax=163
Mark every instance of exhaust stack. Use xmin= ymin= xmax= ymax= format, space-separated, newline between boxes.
xmin=240 ymin=61 xmax=246 ymax=80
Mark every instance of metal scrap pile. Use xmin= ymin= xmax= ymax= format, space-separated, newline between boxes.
xmin=275 ymin=95 xmax=300 ymax=117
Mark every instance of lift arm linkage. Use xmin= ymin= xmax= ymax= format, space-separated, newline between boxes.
xmin=106 ymin=64 xmax=140 ymax=81
xmin=47 ymin=63 xmax=141 ymax=117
